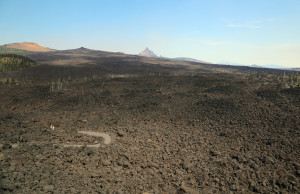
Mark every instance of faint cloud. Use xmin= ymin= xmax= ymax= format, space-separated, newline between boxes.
xmin=263 ymin=43 xmax=299 ymax=50
xmin=194 ymin=30 xmax=201 ymax=33
xmin=203 ymin=40 xmax=223 ymax=46
xmin=252 ymin=18 xmax=275 ymax=23
xmin=227 ymin=23 xmax=260 ymax=29
xmin=227 ymin=18 xmax=275 ymax=29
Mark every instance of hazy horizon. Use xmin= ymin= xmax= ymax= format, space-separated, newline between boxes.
xmin=1 ymin=0 xmax=300 ymax=67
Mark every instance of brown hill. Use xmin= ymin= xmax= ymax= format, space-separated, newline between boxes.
xmin=2 ymin=42 xmax=54 ymax=52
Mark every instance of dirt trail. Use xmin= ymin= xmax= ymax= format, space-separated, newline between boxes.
xmin=63 ymin=143 xmax=101 ymax=148
xmin=63 ymin=131 xmax=112 ymax=148
xmin=78 ymin=131 xmax=112 ymax=145
xmin=1 ymin=131 xmax=112 ymax=149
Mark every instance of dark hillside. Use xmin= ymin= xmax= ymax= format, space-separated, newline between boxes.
xmin=0 ymin=47 xmax=296 ymax=82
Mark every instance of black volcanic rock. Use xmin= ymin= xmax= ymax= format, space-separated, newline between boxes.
xmin=0 ymin=74 xmax=299 ymax=193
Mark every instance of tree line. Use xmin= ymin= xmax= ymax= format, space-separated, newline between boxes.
xmin=0 ymin=54 xmax=36 ymax=72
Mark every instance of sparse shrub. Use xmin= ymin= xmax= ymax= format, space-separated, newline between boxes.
xmin=50 ymin=78 xmax=63 ymax=92
xmin=289 ymin=74 xmax=294 ymax=83
xmin=294 ymin=74 xmax=298 ymax=83
xmin=11 ymin=78 xmax=15 ymax=85
xmin=57 ymin=78 xmax=63 ymax=91
xmin=68 ymin=75 xmax=72 ymax=82
xmin=23 ymin=75 xmax=29 ymax=83
xmin=50 ymin=81 xmax=55 ymax=92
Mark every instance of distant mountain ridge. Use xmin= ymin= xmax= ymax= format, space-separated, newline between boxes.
xmin=218 ymin=61 xmax=300 ymax=71
xmin=139 ymin=47 xmax=158 ymax=58
xmin=1 ymin=42 xmax=296 ymax=70
xmin=1 ymin=42 xmax=54 ymax=52
xmin=0 ymin=43 xmax=296 ymax=82
xmin=172 ymin=57 xmax=211 ymax=64
xmin=138 ymin=47 xmax=211 ymax=64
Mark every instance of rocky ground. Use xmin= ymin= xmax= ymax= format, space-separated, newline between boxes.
xmin=0 ymin=73 xmax=299 ymax=193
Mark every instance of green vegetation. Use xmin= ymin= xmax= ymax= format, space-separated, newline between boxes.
xmin=0 ymin=46 xmax=33 ymax=54
xmin=0 ymin=54 xmax=36 ymax=72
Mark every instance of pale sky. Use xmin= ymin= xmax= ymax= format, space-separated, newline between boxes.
xmin=0 ymin=0 xmax=299 ymax=67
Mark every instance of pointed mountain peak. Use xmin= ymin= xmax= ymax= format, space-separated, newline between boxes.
xmin=139 ymin=47 xmax=158 ymax=58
